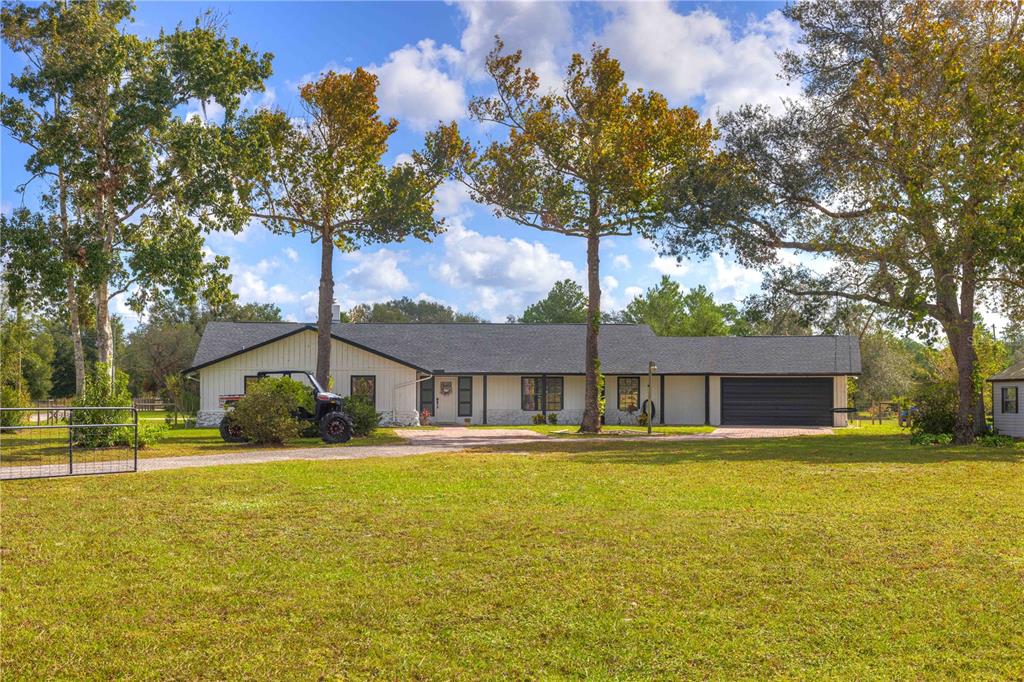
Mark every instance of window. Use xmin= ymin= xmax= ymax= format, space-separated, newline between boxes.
xmin=544 ymin=377 xmax=563 ymax=411
xmin=458 ymin=376 xmax=473 ymax=417
xmin=1002 ymin=386 xmax=1019 ymax=414
xmin=419 ymin=377 xmax=434 ymax=416
xmin=350 ymin=375 xmax=376 ymax=407
xmin=522 ymin=377 xmax=542 ymax=411
xmin=618 ymin=376 xmax=640 ymax=412
xmin=243 ymin=375 xmax=259 ymax=394
xmin=521 ymin=376 xmax=563 ymax=412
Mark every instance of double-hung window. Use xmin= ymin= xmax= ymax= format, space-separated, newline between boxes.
xmin=617 ymin=377 xmax=640 ymax=412
xmin=1002 ymin=386 xmax=1019 ymax=414
xmin=521 ymin=376 xmax=563 ymax=412
xmin=350 ymin=375 xmax=376 ymax=407
xmin=458 ymin=377 xmax=473 ymax=417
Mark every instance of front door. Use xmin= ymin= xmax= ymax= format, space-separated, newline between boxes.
xmin=435 ymin=377 xmax=458 ymax=423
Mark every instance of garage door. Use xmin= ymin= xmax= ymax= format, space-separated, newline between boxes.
xmin=721 ymin=378 xmax=833 ymax=426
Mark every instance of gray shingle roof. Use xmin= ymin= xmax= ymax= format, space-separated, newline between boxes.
xmin=187 ymin=321 xmax=861 ymax=375
xmin=989 ymin=359 xmax=1024 ymax=381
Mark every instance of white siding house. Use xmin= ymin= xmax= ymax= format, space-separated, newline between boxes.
xmin=990 ymin=360 xmax=1024 ymax=437
xmin=187 ymin=322 xmax=859 ymax=428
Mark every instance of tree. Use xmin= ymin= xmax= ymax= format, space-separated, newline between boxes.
xmin=663 ymin=1 xmax=1024 ymax=442
xmin=348 ymin=297 xmax=480 ymax=323
xmin=229 ymin=69 xmax=459 ymax=387
xmin=0 ymin=308 xmax=54 ymax=401
xmin=3 ymin=1 xmax=273 ymax=383
xmin=453 ymin=40 xmax=716 ymax=431
xmin=620 ymin=276 xmax=743 ymax=336
xmin=519 ymin=280 xmax=587 ymax=323
xmin=853 ymin=332 xmax=917 ymax=409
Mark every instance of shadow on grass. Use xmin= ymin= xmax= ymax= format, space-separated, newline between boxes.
xmin=469 ymin=433 xmax=1024 ymax=465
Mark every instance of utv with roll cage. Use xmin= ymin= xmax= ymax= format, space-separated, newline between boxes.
xmin=219 ymin=370 xmax=354 ymax=444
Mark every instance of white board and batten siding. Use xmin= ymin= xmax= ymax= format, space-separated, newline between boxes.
xmin=993 ymin=381 xmax=1024 ymax=437
xmin=196 ymin=330 xmax=419 ymax=426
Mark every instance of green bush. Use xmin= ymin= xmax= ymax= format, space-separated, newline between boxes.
xmin=342 ymin=395 xmax=380 ymax=437
xmin=230 ymin=377 xmax=310 ymax=444
xmin=910 ymin=432 xmax=953 ymax=446
xmin=73 ymin=363 xmax=134 ymax=448
xmin=1 ymin=385 xmax=27 ymax=428
xmin=978 ymin=433 xmax=1015 ymax=447
xmin=531 ymin=413 xmax=547 ymax=425
xmin=546 ymin=412 xmax=558 ymax=425
xmin=910 ymin=381 xmax=957 ymax=436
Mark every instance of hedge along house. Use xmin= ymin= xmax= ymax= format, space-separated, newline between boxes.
xmin=989 ymin=359 xmax=1024 ymax=437
xmin=186 ymin=321 xmax=861 ymax=429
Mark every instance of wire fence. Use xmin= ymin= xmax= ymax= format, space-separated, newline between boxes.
xmin=0 ymin=407 xmax=138 ymax=480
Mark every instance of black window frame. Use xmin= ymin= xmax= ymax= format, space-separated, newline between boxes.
xmin=617 ymin=376 xmax=640 ymax=412
xmin=419 ymin=377 xmax=435 ymax=417
xmin=458 ymin=376 xmax=473 ymax=417
xmin=1002 ymin=386 xmax=1019 ymax=414
xmin=243 ymin=375 xmax=259 ymax=394
xmin=350 ymin=375 xmax=376 ymax=407
xmin=520 ymin=376 xmax=563 ymax=412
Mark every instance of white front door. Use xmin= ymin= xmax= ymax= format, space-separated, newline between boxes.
xmin=435 ymin=377 xmax=457 ymax=423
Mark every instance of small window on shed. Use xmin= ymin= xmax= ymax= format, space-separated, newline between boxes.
xmin=244 ymin=375 xmax=259 ymax=394
xmin=1002 ymin=386 xmax=1019 ymax=414
xmin=351 ymin=375 xmax=376 ymax=407
xmin=618 ymin=377 xmax=640 ymax=412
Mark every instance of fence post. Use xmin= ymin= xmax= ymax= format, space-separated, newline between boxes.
xmin=68 ymin=409 xmax=74 ymax=475
xmin=133 ymin=407 xmax=139 ymax=472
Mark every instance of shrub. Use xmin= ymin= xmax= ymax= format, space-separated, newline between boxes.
xmin=977 ymin=433 xmax=1015 ymax=448
xmin=910 ymin=432 xmax=953 ymax=446
xmin=230 ymin=377 xmax=310 ymax=444
xmin=342 ymin=395 xmax=381 ymax=437
xmin=420 ymin=408 xmax=431 ymax=426
xmin=531 ymin=413 xmax=547 ymax=425
xmin=73 ymin=363 xmax=133 ymax=448
xmin=546 ymin=412 xmax=558 ymax=425
xmin=636 ymin=411 xmax=650 ymax=427
xmin=0 ymin=385 xmax=27 ymax=428
xmin=910 ymin=381 xmax=957 ymax=436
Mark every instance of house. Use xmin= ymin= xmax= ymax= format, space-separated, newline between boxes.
xmin=989 ymin=359 xmax=1024 ymax=437
xmin=185 ymin=321 xmax=861 ymax=428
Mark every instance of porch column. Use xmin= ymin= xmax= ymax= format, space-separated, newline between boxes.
xmin=483 ymin=374 xmax=488 ymax=425
xmin=659 ymin=375 xmax=665 ymax=424
xmin=704 ymin=375 xmax=710 ymax=425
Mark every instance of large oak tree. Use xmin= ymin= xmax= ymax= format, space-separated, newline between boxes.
xmin=664 ymin=0 xmax=1024 ymax=443
xmin=453 ymin=40 xmax=716 ymax=432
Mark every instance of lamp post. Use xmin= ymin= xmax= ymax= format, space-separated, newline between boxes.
xmin=647 ymin=360 xmax=657 ymax=435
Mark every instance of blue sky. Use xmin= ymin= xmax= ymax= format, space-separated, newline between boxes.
xmin=3 ymin=1 xmax=817 ymax=325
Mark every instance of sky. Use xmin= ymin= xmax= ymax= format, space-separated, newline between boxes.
xmin=2 ymin=0 xmax=855 ymax=326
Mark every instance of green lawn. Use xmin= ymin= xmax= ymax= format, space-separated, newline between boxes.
xmin=2 ymin=429 xmax=1022 ymax=678
xmin=0 ymin=425 xmax=405 ymax=465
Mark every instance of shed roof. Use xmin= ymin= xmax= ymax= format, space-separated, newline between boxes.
xmin=187 ymin=321 xmax=861 ymax=376
xmin=988 ymin=359 xmax=1024 ymax=382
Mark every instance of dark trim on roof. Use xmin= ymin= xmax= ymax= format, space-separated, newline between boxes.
xmin=183 ymin=326 xmax=312 ymax=373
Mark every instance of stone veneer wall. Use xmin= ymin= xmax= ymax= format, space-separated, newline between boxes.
xmin=196 ymin=408 xmax=421 ymax=428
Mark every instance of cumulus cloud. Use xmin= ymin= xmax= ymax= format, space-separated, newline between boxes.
xmin=597 ymin=3 xmax=800 ymax=117
xmin=287 ymin=60 xmax=350 ymax=92
xmin=433 ymin=223 xmax=581 ymax=317
xmin=340 ymin=248 xmax=411 ymax=295
xmin=229 ymin=258 xmax=299 ymax=304
xmin=707 ymin=254 xmax=763 ymax=302
xmin=369 ymin=39 xmax=466 ymax=130
xmin=624 ymin=285 xmax=644 ymax=301
xmin=283 ymin=247 xmax=299 ymax=263
xmin=649 ymin=254 xmax=691 ymax=277
xmin=613 ymin=254 xmax=632 ymax=270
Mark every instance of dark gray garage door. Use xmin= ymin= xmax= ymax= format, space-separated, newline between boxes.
xmin=721 ymin=378 xmax=834 ymax=426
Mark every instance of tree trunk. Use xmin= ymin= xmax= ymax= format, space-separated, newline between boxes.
xmin=95 ymin=276 xmax=113 ymax=375
xmin=579 ymin=230 xmax=602 ymax=433
xmin=315 ymin=226 xmax=335 ymax=389
xmin=66 ymin=273 xmax=85 ymax=394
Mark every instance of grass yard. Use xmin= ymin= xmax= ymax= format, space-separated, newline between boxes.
xmin=2 ymin=429 xmax=1023 ymax=678
xmin=0 ymin=425 xmax=405 ymax=466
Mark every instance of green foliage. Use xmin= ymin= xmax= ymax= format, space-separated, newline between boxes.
xmin=0 ymin=385 xmax=27 ymax=428
xmin=546 ymin=413 xmax=558 ymax=425
xmin=910 ymin=432 xmax=953 ymax=446
xmin=977 ymin=433 xmax=1014 ymax=448
xmin=910 ymin=382 xmax=958 ymax=438
xmin=853 ymin=332 xmax=917 ymax=408
xmin=531 ymin=413 xmax=548 ymax=425
xmin=621 ymin=277 xmax=743 ymax=336
xmin=520 ymin=280 xmax=587 ymax=323
xmin=73 ymin=363 xmax=133 ymax=448
xmin=1 ymin=310 xmax=53 ymax=400
xmin=230 ymin=377 xmax=311 ymax=445
xmin=349 ymin=297 xmax=480 ymax=323
xmin=342 ymin=396 xmax=381 ymax=437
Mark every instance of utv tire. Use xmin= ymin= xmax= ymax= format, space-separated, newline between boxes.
xmin=320 ymin=412 xmax=353 ymax=444
xmin=219 ymin=416 xmax=247 ymax=443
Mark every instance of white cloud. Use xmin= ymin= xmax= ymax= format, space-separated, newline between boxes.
xmin=433 ymin=222 xmax=581 ymax=317
xmin=283 ymin=247 xmax=299 ymax=263
xmin=613 ymin=254 xmax=632 ymax=270
xmin=707 ymin=254 xmax=762 ymax=302
xmin=624 ymin=286 xmax=644 ymax=301
xmin=649 ymin=254 xmax=691 ymax=277
xmin=229 ymin=258 xmax=299 ymax=304
xmin=184 ymin=98 xmax=226 ymax=125
xmin=433 ymin=180 xmax=473 ymax=222
xmin=340 ymin=248 xmax=411 ymax=295
xmin=287 ymin=60 xmax=349 ymax=92
xmin=456 ymin=0 xmax=572 ymax=87
xmin=369 ymin=39 xmax=467 ymax=130
xmin=602 ymin=275 xmax=619 ymax=291
xmin=598 ymin=4 xmax=800 ymax=117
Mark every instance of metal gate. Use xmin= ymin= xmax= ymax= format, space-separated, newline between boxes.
xmin=0 ymin=406 xmax=138 ymax=480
